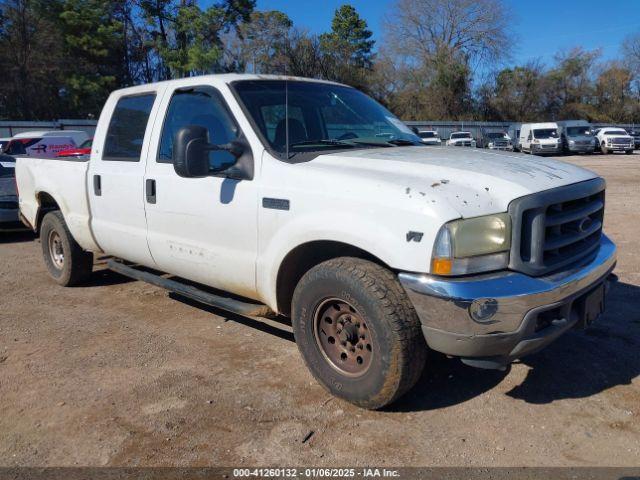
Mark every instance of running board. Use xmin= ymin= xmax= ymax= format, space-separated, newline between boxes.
xmin=107 ymin=259 xmax=272 ymax=317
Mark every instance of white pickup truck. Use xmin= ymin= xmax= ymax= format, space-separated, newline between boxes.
xmin=16 ymin=74 xmax=617 ymax=409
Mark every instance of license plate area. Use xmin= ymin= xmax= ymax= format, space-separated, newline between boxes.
xmin=575 ymin=284 xmax=605 ymax=329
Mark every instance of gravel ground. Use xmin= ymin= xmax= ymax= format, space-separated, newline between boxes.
xmin=0 ymin=152 xmax=639 ymax=467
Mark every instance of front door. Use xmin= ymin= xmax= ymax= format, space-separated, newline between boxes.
xmin=88 ymin=91 xmax=162 ymax=266
xmin=143 ymin=85 xmax=259 ymax=299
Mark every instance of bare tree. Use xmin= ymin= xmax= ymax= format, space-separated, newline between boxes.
xmin=383 ymin=0 xmax=513 ymax=69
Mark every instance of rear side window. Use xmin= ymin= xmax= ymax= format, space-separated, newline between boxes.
xmin=103 ymin=94 xmax=155 ymax=161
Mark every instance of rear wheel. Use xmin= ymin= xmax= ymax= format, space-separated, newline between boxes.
xmin=291 ymin=257 xmax=427 ymax=409
xmin=40 ymin=211 xmax=93 ymax=286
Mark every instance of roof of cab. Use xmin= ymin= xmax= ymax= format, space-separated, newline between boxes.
xmin=110 ymin=73 xmax=347 ymax=97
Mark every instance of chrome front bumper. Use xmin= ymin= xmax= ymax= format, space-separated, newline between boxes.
xmin=399 ymin=235 xmax=616 ymax=365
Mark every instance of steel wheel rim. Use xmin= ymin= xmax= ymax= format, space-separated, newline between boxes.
xmin=48 ymin=230 xmax=64 ymax=269
xmin=313 ymin=297 xmax=373 ymax=377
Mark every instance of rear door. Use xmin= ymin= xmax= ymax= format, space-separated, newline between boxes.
xmin=88 ymin=90 xmax=163 ymax=266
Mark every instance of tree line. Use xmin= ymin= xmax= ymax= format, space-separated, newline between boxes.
xmin=1 ymin=0 xmax=640 ymax=123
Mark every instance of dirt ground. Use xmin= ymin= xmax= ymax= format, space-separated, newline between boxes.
xmin=0 ymin=153 xmax=639 ymax=468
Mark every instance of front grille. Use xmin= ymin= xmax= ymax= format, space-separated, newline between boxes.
xmin=612 ymin=137 xmax=629 ymax=144
xmin=509 ymin=178 xmax=605 ymax=276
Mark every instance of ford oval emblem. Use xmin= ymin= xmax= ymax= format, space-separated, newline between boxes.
xmin=578 ymin=217 xmax=593 ymax=233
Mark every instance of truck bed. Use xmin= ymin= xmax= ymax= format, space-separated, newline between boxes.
xmin=15 ymin=156 xmax=100 ymax=252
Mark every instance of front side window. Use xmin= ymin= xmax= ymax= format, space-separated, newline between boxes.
xmin=103 ymin=94 xmax=156 ymax=161
xmin=158 ymin=87 xmax=240 ymax=170
xmin=233 ymin=80 xmax=422 ymax=160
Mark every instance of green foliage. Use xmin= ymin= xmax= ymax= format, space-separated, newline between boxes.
xmin=319 ymin=4 xmax=374 ymax=69
xmin=57 ymin=0 xmax=125 ymax=115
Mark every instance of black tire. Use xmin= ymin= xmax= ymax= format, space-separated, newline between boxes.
xmin=291 ymin=257 xmax=427 ymax=409
xmin=625 ymin=149 xmax=633 ymax=155
xmin=40 ymin=211 xmax=93 ymax=286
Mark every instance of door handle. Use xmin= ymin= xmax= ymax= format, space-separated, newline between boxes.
xmin=146 ymin=179 xmax=156 ymax=204
xmin=93 ymin=175 xmax=101 ymax=196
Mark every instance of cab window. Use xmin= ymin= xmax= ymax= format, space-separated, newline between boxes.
xmin=103 ymin=94 xmax=156 ymax=162
xmin=158 ymin=87 xmax=240 ymax=170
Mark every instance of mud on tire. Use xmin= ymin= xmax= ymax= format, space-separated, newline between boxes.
xmin=291 ymin=257 xmax=427 ymax=409
xmin=40 ymin=211 xmax=93 ymax=286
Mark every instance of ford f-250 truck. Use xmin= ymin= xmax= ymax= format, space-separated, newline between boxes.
xmin=16 ymin=74 xmax=617 ymax=409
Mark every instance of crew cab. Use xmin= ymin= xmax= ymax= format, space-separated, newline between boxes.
xmin=16 ymin=74 xmax=617 ymax=409
xmin=446 ymin=131 xmax=476 ymax=147
xmin=595 ymin=127 xmax=634 ymax=154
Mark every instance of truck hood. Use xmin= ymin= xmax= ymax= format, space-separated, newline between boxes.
xmin=314 ymin=147 xmax=598 ymax=217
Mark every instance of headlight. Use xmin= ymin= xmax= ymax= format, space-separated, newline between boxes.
xmin=431 ymin=213 xmax=511 ymax=275
xmin=569 ymin=140 xmax=575 ymax=145
xmin=488 ymin=142 xmax=494 ymax=147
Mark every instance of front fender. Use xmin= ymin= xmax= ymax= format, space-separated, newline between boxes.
xmin=256 ymin=209 xmax=435 ymax=311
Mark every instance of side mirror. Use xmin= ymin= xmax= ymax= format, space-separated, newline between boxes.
xmin=173 ymin=125 xmax=245 ymax=178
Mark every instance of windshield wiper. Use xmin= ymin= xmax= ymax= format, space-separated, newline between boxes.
xmin=288 ymin=139 xmax=356 ymax=148
xmin=386 ymin=139 xmax=419 ymax=146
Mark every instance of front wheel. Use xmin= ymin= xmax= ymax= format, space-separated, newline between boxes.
xmin=601 ymin=142 xmax=609 ymax=154
xmin=625 ymin=149 xmax=634 ymax=155
xmin=291 ymin=257 xmax=427 ymax=409
xmin=40 ymin=211 xmax=93 ymax=286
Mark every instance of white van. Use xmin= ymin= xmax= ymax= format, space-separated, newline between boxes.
xmin=3 ymin=130 xmax=89 ymax=159
xmin=520 ymin=122 xmax=561 ymax=155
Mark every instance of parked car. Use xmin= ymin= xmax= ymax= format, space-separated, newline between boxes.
xmin=626 ymin=129 xmax=640 ymax=150
xmin=56 ymin=138 xmax=93 ymax=158
xmin=16 ymin=74 xmax=616 ymax=409
xmin=519 ymin=122 xmax=561 ymax=155
xmin=594 ymin=127 xmax=634 ymax=154
xmin=557 ymin=120 xmax=595 ymax=154
xmin=417 ymin=130 xmax=441 ymax=145
xmin=507 ymin=124 xmax=522 ymax=151
xmin=476 ymin=130 xmax=512 ymax=150
xmin=0 ymin=154 xmax=21 ymax=231
xmin=3 ymin=130 xmax=89 ymax=159
xmin=0 ymin=137 xmax=11 ymax=153
xmin=446 ymin=131 xmax=476 ymax=147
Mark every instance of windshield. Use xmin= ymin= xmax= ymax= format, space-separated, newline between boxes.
xmin=486 ymin=132 xmax=506 ymax=139
xmin=419 ymin=131 xmax=437 ymax=138
xmin=233 ymin=80 xmax=422 ymax=158
xmin=566 ymin=126 xmax=591 ymax=136
xmin=533 ymin=129 xmax=558 ymax=139
xmin=605 ymin=129 xmax=628 ymax=136
xmin=451 ymin=132 xmax=472 ymax=139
